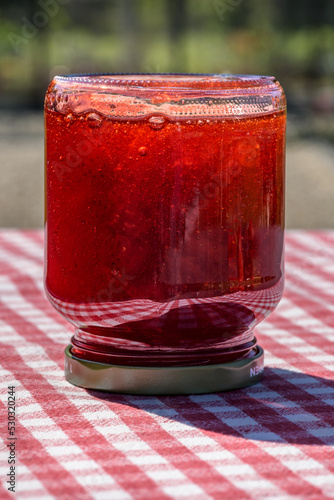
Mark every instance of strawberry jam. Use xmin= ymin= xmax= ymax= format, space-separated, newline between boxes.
xmin=45 ymin=75 xmax=286 ymax=367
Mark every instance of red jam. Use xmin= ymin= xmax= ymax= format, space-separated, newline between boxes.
xmin=45 ymin=75 xmax=286 ymax=367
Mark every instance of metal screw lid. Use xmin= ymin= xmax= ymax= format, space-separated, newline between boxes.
xmin=64 ymin=344 xmax=264 ymax=395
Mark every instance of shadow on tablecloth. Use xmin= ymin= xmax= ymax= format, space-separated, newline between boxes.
xmin=87 ymin=367 xmax=334 ymax=446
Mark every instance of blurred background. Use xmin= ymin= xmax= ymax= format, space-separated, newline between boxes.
xmin=0 ymin=0 xmax=333 ymax=228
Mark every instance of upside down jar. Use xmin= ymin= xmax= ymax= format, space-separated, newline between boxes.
xmin=44 ymin=74 xmax=286 ymax=394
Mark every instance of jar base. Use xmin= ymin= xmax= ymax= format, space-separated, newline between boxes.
xmin=64 ymin=344 xmax=264 ymax=395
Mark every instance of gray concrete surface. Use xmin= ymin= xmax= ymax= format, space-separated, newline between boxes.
xmin=0 ymin=111 xmax=333 ymax=228
xmin=286 ymin=139 xmax=334 ymax=228
xmin=0 ymin=112 xmax=44 ymax=228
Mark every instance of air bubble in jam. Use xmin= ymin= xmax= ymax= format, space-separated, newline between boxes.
xmin=55 ymin=95 xmax=69 ymax=114
xmin=148 ymin=116 xmax=165 ymax=130
xmin=87 ymin=113 xmax=103 ymax=128
xmin=68 ymin=94 xmax=92 ymax=114
xmin=138 ymin=146 xmax=147 ymax=156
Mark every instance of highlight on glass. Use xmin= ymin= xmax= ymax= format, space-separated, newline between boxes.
xmin=44 ymin=74 xmax=286 ymax=394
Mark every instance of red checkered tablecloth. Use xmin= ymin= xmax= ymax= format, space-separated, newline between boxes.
xmin=1 ymin=229 xmax=334 ymax=499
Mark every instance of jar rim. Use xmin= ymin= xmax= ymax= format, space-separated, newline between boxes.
xmin=46 ymin=73 xmax=286 ymax=119
xmin=53 ymin=73 xmax=278 ymax=93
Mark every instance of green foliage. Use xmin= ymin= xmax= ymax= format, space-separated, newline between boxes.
xmin=0 ymin=0 xmax=334 ymax=105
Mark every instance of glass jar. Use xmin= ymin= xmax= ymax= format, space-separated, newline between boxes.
xmin=44 ymin=74 xmax=286 ymax=394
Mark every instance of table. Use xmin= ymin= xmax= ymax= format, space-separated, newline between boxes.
xmin=1 ymin=230 xmax=334 ymax=500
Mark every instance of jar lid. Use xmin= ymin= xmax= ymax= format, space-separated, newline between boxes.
xmin=64 ymin=344 xmax=264 ymax=395
xmin=46 ymin=73 xmax=285 ymax=119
